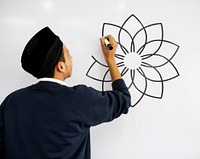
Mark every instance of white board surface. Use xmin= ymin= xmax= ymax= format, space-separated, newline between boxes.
xmin=0 ymin=0 xmax=200 ymax=158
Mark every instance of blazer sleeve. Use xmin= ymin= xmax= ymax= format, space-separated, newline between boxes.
xmin=70 ymin=79 xmax=131 ymax=126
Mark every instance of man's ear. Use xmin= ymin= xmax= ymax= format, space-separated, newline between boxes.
xmin=56 ymin=62 xmax=65 ymax=73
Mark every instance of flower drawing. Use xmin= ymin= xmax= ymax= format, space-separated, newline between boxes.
xmin=86 ymin=14 xmax=180 ymax=107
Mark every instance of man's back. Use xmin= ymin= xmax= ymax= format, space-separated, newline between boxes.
xmin=0 ymin=79 xmax=130 ymax=159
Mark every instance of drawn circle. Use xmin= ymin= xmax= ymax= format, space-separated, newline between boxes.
xmin=124 ymin=52 xmax=142 ymax=70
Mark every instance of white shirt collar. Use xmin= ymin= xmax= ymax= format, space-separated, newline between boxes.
xmin=37 ymin=78 xmax=68 ymax=87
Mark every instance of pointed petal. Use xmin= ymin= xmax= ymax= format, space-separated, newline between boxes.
xmin=141 ymin=40 xmax=179 ymax=61
xmin=118 ymin=14 xmax=146 ymax=53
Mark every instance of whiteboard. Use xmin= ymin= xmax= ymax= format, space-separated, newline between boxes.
xmin=0 ymin=0 xmax=200 ymax=158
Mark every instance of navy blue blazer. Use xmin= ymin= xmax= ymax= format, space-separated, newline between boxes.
xmin=0 ymin=79 xmax=131 ymax=159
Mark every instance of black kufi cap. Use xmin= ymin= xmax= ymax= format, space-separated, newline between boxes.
xmin=21 ymin=27 xmax=63 ymax=78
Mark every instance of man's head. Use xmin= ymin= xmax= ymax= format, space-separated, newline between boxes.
xmin=21 ymin=27 xmax=72 ymax=80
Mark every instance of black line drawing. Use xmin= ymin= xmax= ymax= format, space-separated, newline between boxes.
xmin=86 ymin=14 xmax=180 ymax=107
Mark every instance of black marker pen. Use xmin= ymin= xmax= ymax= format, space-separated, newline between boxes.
xmin=105 ymin=38 xmax=113 ymax=50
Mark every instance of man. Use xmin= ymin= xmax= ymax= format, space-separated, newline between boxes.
xmin=0 ymin=27 xmax=131 ymax=159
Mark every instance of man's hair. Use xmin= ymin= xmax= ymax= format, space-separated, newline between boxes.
xmin=42 ymin=49 xmax=65 ymax=78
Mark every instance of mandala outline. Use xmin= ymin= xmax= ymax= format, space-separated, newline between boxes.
xmin=86 ymin=14 xmax=180 ymax=107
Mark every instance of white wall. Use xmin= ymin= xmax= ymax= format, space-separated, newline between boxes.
xmin=0 ymin=0 xmax=200 ymax=158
